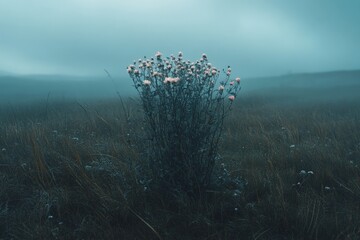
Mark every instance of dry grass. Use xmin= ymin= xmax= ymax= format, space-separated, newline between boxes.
xmin=0 ymin=92 xmax=359 ymax=239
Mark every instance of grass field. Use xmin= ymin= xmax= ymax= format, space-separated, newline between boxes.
xmin=0 ymin=73 xmax=360 ymax=239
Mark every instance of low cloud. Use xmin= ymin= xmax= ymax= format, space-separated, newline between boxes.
xmin=0 ymin=0 xmax=359 ymax=78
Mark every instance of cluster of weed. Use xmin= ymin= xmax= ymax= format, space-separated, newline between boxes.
xmin=127 ymin=52 xmax=241 ymax=194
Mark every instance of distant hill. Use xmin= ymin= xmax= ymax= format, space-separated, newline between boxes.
xmin=243 ymin=70 xmax=360 ymax=90
xmin=1 ymin=70 xmax=359 ymax=105
xmin=239 ymin=70 xmax=360 ymax=103
xmin=0 ymin=74 xmax=135 ymax=104
xmin=0 ymin=70 xmax=13 ymax=76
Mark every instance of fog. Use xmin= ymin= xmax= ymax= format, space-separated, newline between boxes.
xmin=0 ymin=0 xmax=360 ymax=102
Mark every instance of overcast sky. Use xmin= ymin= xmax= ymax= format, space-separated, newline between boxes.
xmin=1 ymin=0 xmax=360 ymax=78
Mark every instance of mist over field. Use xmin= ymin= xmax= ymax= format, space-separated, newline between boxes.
xmin=1 ymin=69 xmax=360 ymax=105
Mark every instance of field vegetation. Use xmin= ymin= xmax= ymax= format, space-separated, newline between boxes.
xmin=0 ymin=75 xmax=359 ymax=239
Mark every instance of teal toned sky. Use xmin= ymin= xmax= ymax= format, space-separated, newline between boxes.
xmin=0 ymin=0 xmax=359 ymax=77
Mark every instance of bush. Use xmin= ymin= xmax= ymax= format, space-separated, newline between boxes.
xmin=127 ymin=51 xmax=241 ymax=194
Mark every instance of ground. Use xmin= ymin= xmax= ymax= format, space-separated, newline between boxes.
xmin=0 ymin=75 xmax=360 ymax=239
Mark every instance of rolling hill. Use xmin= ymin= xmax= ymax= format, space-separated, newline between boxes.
xmin=1 ymin=70 xmax=359 ymax=105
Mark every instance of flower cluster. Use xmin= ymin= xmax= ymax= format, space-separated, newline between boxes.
xmin=127 ymin=51 xmax=241 ymax=194
xmin=127 ymin=51 xmax=241 ymax=103
xmin=163 ymin=77 xmax=180 ymax=84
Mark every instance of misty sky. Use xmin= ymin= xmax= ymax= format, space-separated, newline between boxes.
xmin=1 ymin=0 xmax=360 ymax=78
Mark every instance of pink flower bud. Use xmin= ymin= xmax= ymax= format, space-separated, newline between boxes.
xmin=211 ymin=69 xmax=217 ymax=75
xmin=164 ymin=77 xmax=171 ymax=84
xmin=228 ymin=95 xmax=235 ymax=101
xmin=230 ymin=81 xmax=234 ymax=86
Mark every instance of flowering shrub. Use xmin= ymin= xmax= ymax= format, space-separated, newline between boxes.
xmin=127 ymin=51 xmax=241 ymax=194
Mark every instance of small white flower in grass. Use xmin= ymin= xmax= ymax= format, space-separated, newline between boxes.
xmin=202 ymin=53 xmax=207 ymax=59
xmin=233 ymin=190 xmax=241 ymax=197
xmin=234 ymin=208 xmax=238 ymax=211
xmin=290 ymin=144 xmax=296 ymax=148
xmin=85 ymin=165 xmax=92 ymax=171
xmin=307 ymin=170 xmax=314 ymax=175
xmin=211 ymin=69 xmax=217 ymax=75
xmin=324 ymin=186 xmax=331 ymax=191
xmin=236 ymin=77 xmax=241 ymax=83
xmin=229 ymin=81 xmax=234 ymax=86
xmin=1 ymin=148 xmax=6 ymax=152
xmin=299 ymin=170 xmax=306 ymax=175
xmin=178 ymin=51 xmax=183 ymax=57
xmin=228 ymin=95 xmax=235 ymax=101
xmin=218 ymin=85 xmax=225 ymax=91
xmin=143 ymin=80 xmax=151 ymax=86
